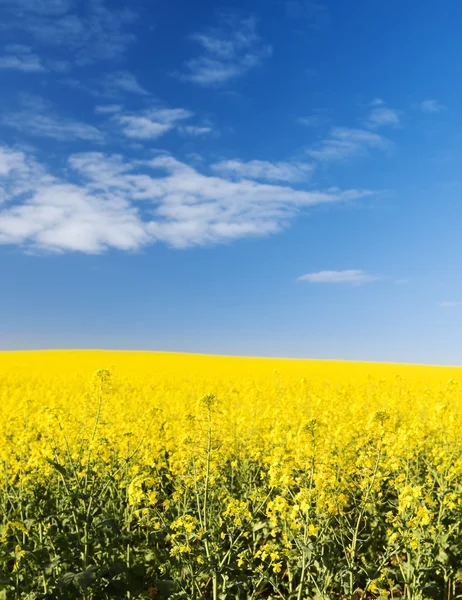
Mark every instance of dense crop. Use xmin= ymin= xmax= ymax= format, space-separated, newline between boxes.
xmin=1 ymin=351 xmax=462 ymax=599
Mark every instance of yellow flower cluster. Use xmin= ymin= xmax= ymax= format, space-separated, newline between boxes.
xmin=1 ymin=350 xmax=462 ymax=599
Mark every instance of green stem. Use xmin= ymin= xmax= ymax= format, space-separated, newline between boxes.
xmin=202 ymin=405 xmax=217 ymax=600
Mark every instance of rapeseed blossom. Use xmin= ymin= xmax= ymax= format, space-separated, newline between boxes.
xmin=0 ymin=350 xmax=461 ymax=598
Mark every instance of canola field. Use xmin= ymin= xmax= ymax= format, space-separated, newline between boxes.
xmin=1 ymin=351 xmax=462 ymax=600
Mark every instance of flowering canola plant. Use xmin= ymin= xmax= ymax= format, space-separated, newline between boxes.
xmin=1 ymin=351 xmax=462 ymax=599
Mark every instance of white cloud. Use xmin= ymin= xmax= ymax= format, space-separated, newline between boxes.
xmin=307 ymin=127 xmax=388 ymax=162
xmin=306 ymin=102 xmax=398 ymax=163
xmin=3 ymin=94 xmax=105 ymax=143
xmin=440 ymin=301 xmax=458 ymax=308
xmin=117 ymin=117 xmax=171 ymax=139
xmin=298 ymin=269 xmax=380 ymax=284
xmin=0 ymin=0 xmax=137 ymax=64
xmin=181 ymin=125 xmax=213 ymax=136
xmin=420 ymin=99 xmax=446 ymax=114
xmin=0 ymin=147 xmax=29 ymax=177
xmin=0 ymin=145 xmax=374 ymax=253
xmin=178 ymin=17 xmax=272 ymax=86
xmin=365 ymin=106 xmax=400 ymax=128
xmin=63 ymin=72 xmax=147 ymax=99
xmin=0 ymin=0 xmax=72 ymax=16
xmin=211 ymin=159 xmax=314 ymax=182
xmin=0 ymin=45 xmax=46 ymax=71
xmin=0 ymin=146 xmax=54 ymax=204
xmin=3 ymin=111 xmax=104 ymax=142
xmin=104 ymin=71 xmax=148 ymax=95
xmin=116 ymin=108 xmax=193 ymax=140
xmin=0 ymin=184 xmax=148 ymax=252
xmin=95 ymin=104 xmax=123 ymax=114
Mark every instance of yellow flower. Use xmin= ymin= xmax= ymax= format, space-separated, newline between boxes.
xmin=2 ymin=350 xmax=462 ymax=594
xmin=307 ymin=524 xmax=319 ymax=537
xmin=272 ymin=561 xmax=282 ymax=573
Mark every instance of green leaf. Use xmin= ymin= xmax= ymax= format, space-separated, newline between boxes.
xmin=45 ymin=458 xmax=67 ymax=477
xmin=437 ymin=548 xmax=449 ymax=564
xmin=74 ymin=566 xmax=98 ymax=591
xmin=61 ymin=571 xmax=76 ymax=586
xmin=155 ymin=579 xmax=179 ymax=598
xmin=44 ymin=557 xmax=61 ymax=575
xmin=60 ymin=566 xmax=98 ymax=592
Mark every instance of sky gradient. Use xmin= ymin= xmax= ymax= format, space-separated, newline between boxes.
xmin=1 ymin=0 xmax=462 ymax=364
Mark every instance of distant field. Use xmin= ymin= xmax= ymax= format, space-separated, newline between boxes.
xmin=1 ymin=351 xmax=462 ymax=599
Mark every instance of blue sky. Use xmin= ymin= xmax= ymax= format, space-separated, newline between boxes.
xmin=1 ymin=0 xmax=462 ymax=363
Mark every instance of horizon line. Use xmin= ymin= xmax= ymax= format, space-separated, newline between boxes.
xmin=0 ymin=348 xmax=461 ymax=369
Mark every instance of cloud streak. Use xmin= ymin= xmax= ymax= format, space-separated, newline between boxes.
xmin=103 ymin=71 xmax=148 ymax=96
xmin=177 ymin=17 xmax=272 ymax=86
xmin=307 ymin=127 xmax=389 ymax=162
xmin=440 ymin=301 xmax=458 ymax=309
xmin=420 ymin=99 xmax=446 ymax=114
xmin=115 ymin=108 xmax=193 ymax=140
xmin=181 ymin=125 xmax=213 ymax=136
xmin=0 ymin=44 xmax=46 ymax=71
xmin=365 ymin=106 xmax=400 ymax=128
xmin=0 ymin=0 xmax=137 ymax=64
xmin=298 ymin=114 xmax=327 ymax=127
xmin=0 ymin=145 xmax=374 ymax=253
xmin=211 ymin=159 xmax=314 ymax=182
xmin=298 ymin=269 xmax=380 ymax=284
xmin=95 ymin=104 xmax=123 ymax=114
xmin=2 ymin=107 xmax=104 ymax=142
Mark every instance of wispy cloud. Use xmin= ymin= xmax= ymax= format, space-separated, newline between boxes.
xmin=180 ymin=125 xmax=213 ymax=136
xmin=116 ymin=108 xmax=193 ymax=140
xmin=104 ymin=71 xmax=148 ymax=96
xmin=298 ymin=269 xmax=380 ymax=284
xmin=0 ymin=0 xmax=72 ymax=16
xmin=95 ymin=104 xmax=123 ymax=114
xmin=0 ymin=0 xmax=137 ymax=65
xmin=440 ymin=300 xmax=458 ymax=308
xmin=420 ymin=99 xmax=446 ymax=114
xmin=211 ymin=159 xmax=314 ymax=182
xmin=2 ymin=97 xmax=104 ymax=142
xmin=177 ymin=17 xmax=272 ymax=86
xmin=0 ymin=145 xmax=374 ymax=253
xmin=307 ymin=127 xmax=389 ymax=162
xmin=63 ymin=71 xmax=147 ymax=99
xmin=0 ymin=44 xmax=46 ymax=72
xmin=0 ymin=146 xmax=31 ymax=177
xmin=5 ymin=114 xmax=104 ymax=142
xmin=297 ymin=114 xmax=327 ymax=127
xmin=365 ymin=105 xmax=401 ymax=129
xmin=0 ymin=145 xmax=53 ymax=204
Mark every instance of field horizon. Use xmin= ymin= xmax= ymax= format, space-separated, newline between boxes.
xmin=2 ymin=348 xmax=462 ymax=371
